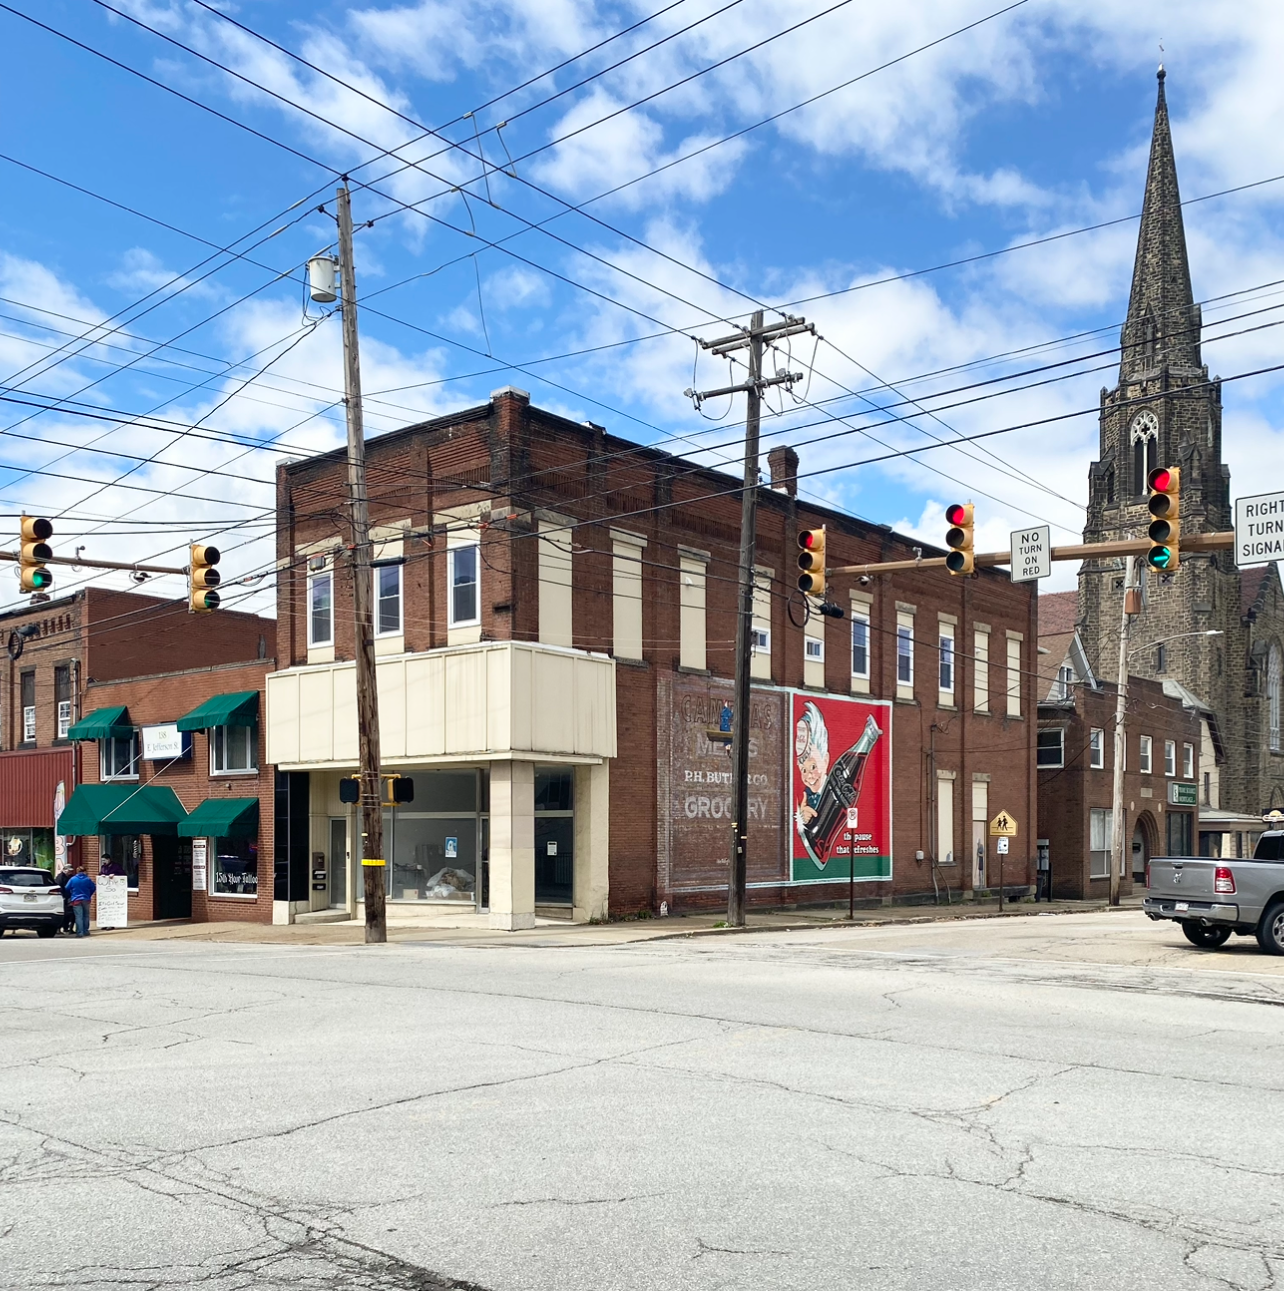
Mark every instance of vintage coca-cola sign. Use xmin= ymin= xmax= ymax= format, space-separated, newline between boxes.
xmin=790 ymin=693 xmax=893 ymax=883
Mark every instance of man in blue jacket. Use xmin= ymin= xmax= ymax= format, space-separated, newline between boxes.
xmin=65 ymin=867 xmax=96 ymax=938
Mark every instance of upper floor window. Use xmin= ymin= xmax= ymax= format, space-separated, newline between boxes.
xmin=751 ymin=625 xmax=770 ymax=654
xmin=896 ymin=623 xmax=913 ymax=686
xmin=102 ymin=732 xmax=139 ymax=780
xmin=374 ymin=562 xmax=403 ymax=637
xmin=449 ymin=545 xmax=479 ymax=627
xmin=212 ymin=725 xmax=258 ymax=775
xmin=1164 ymin=739 xmax=1176 ymax=777
xmin=1130 ymin=411 xmax=1158 ymax=496
xmin=54 ymin=664 xmax=71 ymax=740
xmin=804 ymin=637 xmax=823 ymax=663
xmin=308 ymin=571 xmax=333 ymax=647
xmin=1155 ymin=642 xmax=1167 ymax=673
xmin=1139 ymin=734 xmax=1153 ymax=774
xmin=1037 ymin=728 xmax=1064 ymax=768
xmin=850 ymin=612 xmax=869 ymax=679
xmin=1089 ymin=728 xmax=1104 ymax=769
xmin=1183 ymin=742 xmax=1194 ymax=779
xmin=1055 ymin=665 xmax=1074 ymax=701
xmin=938 ymin=627 xmax=955 ymax=695
xmin=20 ymin=670 xmax=35 ymax=744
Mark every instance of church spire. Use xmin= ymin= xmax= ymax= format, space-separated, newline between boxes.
xmin=1119 ymin=67 xmax=1202 ymax=381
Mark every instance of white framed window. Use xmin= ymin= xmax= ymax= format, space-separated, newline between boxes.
xmin=374 ymin=562 xmax=403 ymax=637
xmin=612 ymin=534 xmax=645 ymax=663
xmin=1037 ymin=728 xmax=1064 ymax=768
xmin=751 ymin=626 xmax=770 ymax=654
xmin=1164 ymin=739 xmax=1176 ymax=777
xmin=1089 ymin=727 xmax=1104 ymax=769
xmin=850 ymin=611 xmax=869 ymax=680
xmin=1139 ymin=734 xmax=1153 ymax=774
xmin=211 ymin=725 xmax=258 ymax=775
xmin=1006 ymin=633 xmax=1022 ymax=717
xmin=896 ymin=614 xmax=914 ymax=691
xmin=449 ymin=544 xmax=480 ymax=627
xmin=1055 ymin=665 xmax=1074 ymax=701
xmin=57 ymin=700 xmax=71 ymax=740
xmin=22 ymin=705 xmax=35 ymax=743
xmin=308 ymin=570 xmax=333 ymax=647
xmin=973 ymin=627 xmax=990 ymax=713
xmin=1089 ymin=808 xmax=1112 ymax=878
xmin=101 ymin=732 xmax=139 ymax=781
xmin=1183 ymin=742 xmax=1194 ymax=779
xmin=678 ymin=552 xmax=707 ymax=671
xmin=805 ymin=637 xmax=824 ymax=662
xmin=939 ymin=625 xmax=955 ymax=697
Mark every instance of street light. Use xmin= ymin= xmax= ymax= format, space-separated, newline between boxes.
xmin=1128 ymin=629 xmax=1223 ymax=656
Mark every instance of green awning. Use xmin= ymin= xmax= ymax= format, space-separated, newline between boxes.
xmin=66 ymin=706 xmax=132 ymax=740
xmin=176 ymin=690 xmax=260 ymax=732
xmin=178 ymin=797 xmax=259 ymax=838
xmin=56 ymin=784 xmax=188 ymax=836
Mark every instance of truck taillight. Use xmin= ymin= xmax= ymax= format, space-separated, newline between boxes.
xmin=1214 ymin=866 xmax=1236 ymax=895
xmin=1144 ymin=862 xmax=1150 ymax=889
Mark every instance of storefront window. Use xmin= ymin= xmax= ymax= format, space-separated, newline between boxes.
xmin=535 ymin=768 xmax=574 ymax=906
xmin=385 ymin=771 xmax=480 ymax=902
xmin=212 ymin=725 xmax=258 ymax=773
xmin=102 ymin=733 xmax=140 ymax=780
xmin=213 ymin=838 xmax=258 ymax=896
xmin=102 ymin=833 xmax=141 ymax=890
xmin=1 ymin=828 xmax=54 ymax=873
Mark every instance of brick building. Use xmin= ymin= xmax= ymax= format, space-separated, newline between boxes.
xmin=0 ymin=588 xmax=272 ymax=879
xmin=1078 ymin=70 xmax=1284 ymax=825
xmin=60 ymin=657 xmax=275 ymax=923
xmin=266 ymin=387 xmax=1038 ymax=926
xmin=1038 ymin=591 xmax=1201 ymax=897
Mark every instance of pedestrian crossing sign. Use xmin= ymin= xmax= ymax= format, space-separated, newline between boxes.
xmin=989 ymin=811 xmax=1018 ymax=837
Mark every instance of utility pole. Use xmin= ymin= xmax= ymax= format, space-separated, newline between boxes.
xmin=686 ymin=312 xmax=813 ymax=926
xmin=1109 ymin=555 xmax=1139 ymax=907
xmin=336 ymin=181 xmax=386 ymax=944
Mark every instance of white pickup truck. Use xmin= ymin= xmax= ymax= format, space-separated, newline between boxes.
xmin=1144 ymin=829 xmax=1284 ymax=953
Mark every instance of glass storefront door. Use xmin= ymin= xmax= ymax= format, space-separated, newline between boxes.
xmin=329 ymin=817 xmax=348 ymax=908
xmin=534 ymin=768 xmax=574 ymax=907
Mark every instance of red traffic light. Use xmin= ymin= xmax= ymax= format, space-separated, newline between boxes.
xmin=945 ymin=503 xmax=969 ymax=526
xmin=1148 ymin=467 xmax=1172 ymax=493
xmin=798 ymin=530 xmax=818 ymax=550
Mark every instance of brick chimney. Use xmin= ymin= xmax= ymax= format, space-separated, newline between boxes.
xmin=768 ymin=445 xmax=799 ymax=497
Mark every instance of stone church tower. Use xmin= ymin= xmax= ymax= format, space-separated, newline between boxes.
xmin=1079 ymin=69 xmax=1284 ymax=827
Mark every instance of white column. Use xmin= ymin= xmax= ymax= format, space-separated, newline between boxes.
xmin=573 ymin=761 xmax=610 ymax=923
xmin=489 ymin=760 xmax=535 ymax=930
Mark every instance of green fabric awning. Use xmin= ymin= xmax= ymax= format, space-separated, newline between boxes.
xmin=66 ymin=706 xmax=132 ymax=740
xmin=176 ymin=690 xmax=260 ymax=731
xmin=56 ymin=784 xmax=188 ymax=836
xmin=178 ymin=797 xmax=259 ymax=838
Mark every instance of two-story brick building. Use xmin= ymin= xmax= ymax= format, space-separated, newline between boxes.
xmin=266 ymin=387 xmax=1039 ymax=927
xmin=0 ymin=589 xmax=272 ymax=880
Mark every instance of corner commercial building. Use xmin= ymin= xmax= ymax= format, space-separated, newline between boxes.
xmin=267 ymin=387 xmax=1039 ymax=927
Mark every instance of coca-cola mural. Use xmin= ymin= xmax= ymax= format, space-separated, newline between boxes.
xmin=790 ymin=693 xmax=893 ymax=883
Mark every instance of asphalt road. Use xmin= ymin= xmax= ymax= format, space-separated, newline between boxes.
xmin=3 ymin=911 xmax=1283 ymax=1290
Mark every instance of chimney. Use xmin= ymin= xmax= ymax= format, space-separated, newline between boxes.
xmin=768 ymin=445 xmax=799 ymax=497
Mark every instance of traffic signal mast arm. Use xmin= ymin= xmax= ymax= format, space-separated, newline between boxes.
xmin=827 ymin=531 xmax=1234 ymax=577
xmin=0 ymin=550 xmax=188 ymax=575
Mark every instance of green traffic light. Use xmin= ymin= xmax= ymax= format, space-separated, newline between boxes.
xmin=1147 ymin=546 xmax=1172 ymax=571
xmin=31 ymin=567 xmax=52 ymax=590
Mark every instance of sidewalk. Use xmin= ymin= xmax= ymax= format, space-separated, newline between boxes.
xmin=89 ymin=895 xmax=1146 ymax=948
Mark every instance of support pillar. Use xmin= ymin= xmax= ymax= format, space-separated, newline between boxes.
xmin=489 ymin=760 xmax=535 ymax=930
xmin=573 ymin=761 xmax=609 ymax=923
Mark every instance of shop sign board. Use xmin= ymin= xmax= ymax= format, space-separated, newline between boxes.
xmin=97 ymin=873 xmax=128 ymax=929
xmin=1234 ymin=489 xmax=1284 ymax=567
xmin=1169 ymin=781 xmax=1198 ymax=806
xmin=192 ymin=839 xmax=207 ymax=891
xmin=142 ymin=724 xmax=189 ymax=761
xmin=790 ymin=693 xmax=892 ymax=884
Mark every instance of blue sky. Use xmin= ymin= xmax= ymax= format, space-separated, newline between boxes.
xmin=1 ymin=0 xmax=1282 ymax=611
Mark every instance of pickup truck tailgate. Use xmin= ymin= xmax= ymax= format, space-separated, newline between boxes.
xmin=1148 ymin=859 xmax=1220 ymax=900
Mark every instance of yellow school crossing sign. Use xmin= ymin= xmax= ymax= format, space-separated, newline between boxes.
xmin=989 ymin=810 xmax=1018 ymax=838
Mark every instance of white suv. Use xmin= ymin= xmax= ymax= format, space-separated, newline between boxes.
xmin=0 ymin=868 xmax=63 ymax=937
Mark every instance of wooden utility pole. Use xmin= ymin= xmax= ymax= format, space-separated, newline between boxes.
xmin=686 ymin=312 xmax=813 ymax=927
xmin=336 ymin=181 xmax=386 ymax=944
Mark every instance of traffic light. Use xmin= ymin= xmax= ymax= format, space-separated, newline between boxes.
xmin=945 ymin=503 xmax=974 ymax=575
xmin=382 ymin=775 xmax=414 ymax=806
xmin=19 ymin=517 xmax=53 ymax=593
xmin=1146 ymin=467 xmax=1181 ymax=571
xmin=189 ymin=543 xmax=221 ymax=612
xmin=797 ymin=527 xmax=826 ymax=596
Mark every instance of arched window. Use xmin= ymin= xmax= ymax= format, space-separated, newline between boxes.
xmin=1131 ymin=411 xmax=1159 ymax=496
xmin=1269 ymin=643 xmax=1281 ymax=753
xmin=1141 ymin=310 xmax=1157 ymax=364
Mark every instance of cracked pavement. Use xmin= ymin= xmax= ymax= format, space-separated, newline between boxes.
xmin=2 ymin=912 xmax=1283 ymax=1290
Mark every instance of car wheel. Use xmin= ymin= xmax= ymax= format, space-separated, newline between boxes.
xmin=36 ymin=926 xmax=57 ymax=939
xmin=1256 ymin=901 xmax=1284 ymax=956
xmin=1182 ymin=921 xmax=1232 ymax=949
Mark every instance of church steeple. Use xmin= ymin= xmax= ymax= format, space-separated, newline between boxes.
xmin=1119 ymin=67 xmax=1202 ymax=381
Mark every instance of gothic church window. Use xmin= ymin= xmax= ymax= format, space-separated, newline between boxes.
xmin=1141 ymin=310 xmax=1157 ymax=364
xmin=1130 ymin=411 xmax=1159 ymax=496
xmin=1270 ymin=643 xmax=1281 ymax=753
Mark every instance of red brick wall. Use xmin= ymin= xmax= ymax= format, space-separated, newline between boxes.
xmin=79 ymin=660 xmax=275 ymax=924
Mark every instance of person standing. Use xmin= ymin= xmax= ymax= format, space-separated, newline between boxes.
xmin=65 ymin=867 xmax=96 ymax=938
xmin=55 ymin=866 xmax=74 ymax=934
